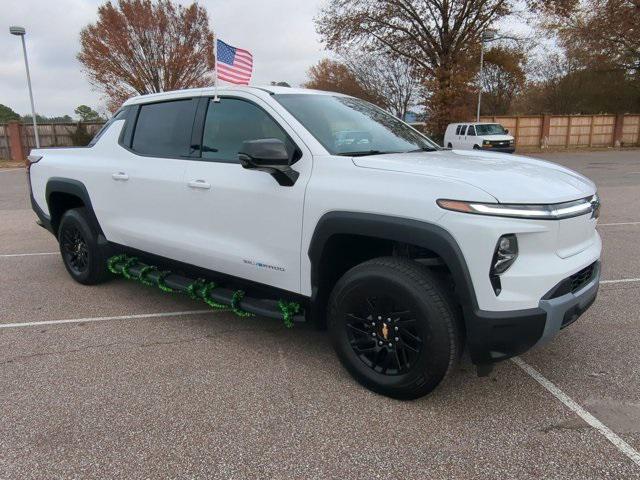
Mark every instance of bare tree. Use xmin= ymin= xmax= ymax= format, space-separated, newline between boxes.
xmin=347 ymin=55 xmax=421 ymax=118
xmin=532 ymin=0 xmax=640 ymax=75
xmin=304 ymin=58 xmax=385 ymax=105
xmin=479 ymin=46 xmax=527 ymax=115
xmin=78 ymin=0 xmax=215 ymax=111
xmin=316 ymin=0 xmax=511 ymax=133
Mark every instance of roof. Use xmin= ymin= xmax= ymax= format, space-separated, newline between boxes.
xmin=122 ymin=85 xmax=341 ymax=106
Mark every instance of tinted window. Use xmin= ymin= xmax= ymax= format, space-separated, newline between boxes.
xmin=460 ymin=125 xmax=467 ymax=135
xmin=131 ymin=99 xmax=195 ymax=157
xmin=89 ymin=108 xmax=128 ymax=146
xmin=201 ymin=98 xmax=294 ymax=162
xmin=467 ymin=125 xmax=476 ymax=136
xmin=455 ymin=125 xmax=461 ymax=135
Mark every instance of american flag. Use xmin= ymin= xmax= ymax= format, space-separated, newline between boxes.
xmin=216 ymin=39 xmax=253 ymax=85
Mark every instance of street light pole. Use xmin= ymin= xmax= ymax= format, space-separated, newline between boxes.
xmin=10 ymin=26 xmax=40 ymax=148
xmin=477 ymin=29 xmax=496 ymax=123
xmin=476 ymin=40 xmax=485 ymax=122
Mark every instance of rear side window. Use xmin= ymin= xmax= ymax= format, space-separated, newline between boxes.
xmin=131 ymin=99 xmax=196 ymax=157
xmin=468 ymin=125 xmax=476 ymax=136
xmin=460 ymin=125 xmax=467 ymax=135
xmin=455 ymin=125 xmax=461 ymax=135
xmin=201 ymin=98 xmax=295 ymax=163
xmin=88 ymin=108 xmax=128 ymax=147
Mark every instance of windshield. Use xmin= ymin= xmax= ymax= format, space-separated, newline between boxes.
xmin=475 ymin=124 xmax=506 ymax=136
xmin=274 ymin=94 xmax=439 ymax=155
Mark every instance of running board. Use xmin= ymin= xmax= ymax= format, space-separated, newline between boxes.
xmin=109 ymin=257 xmax=305 ymax=324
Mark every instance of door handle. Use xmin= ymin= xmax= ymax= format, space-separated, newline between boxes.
xmin=112 ymin=172 xmax=129 ymax=181
xmin=188 ymin=179 xmax=211 ymax=189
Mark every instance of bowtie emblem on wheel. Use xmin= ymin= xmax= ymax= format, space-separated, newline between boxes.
xmin=382 ymin=323 xmax=389 ymax=340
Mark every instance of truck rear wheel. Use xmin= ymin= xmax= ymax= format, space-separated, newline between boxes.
xmin=58 ymin=207 xmax=110 ymax=285
xmin=327 ymin=257 xmax=462 ymax=400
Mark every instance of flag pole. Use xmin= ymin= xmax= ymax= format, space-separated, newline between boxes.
xmin=213 ymin=32 xmax=220 ymax=102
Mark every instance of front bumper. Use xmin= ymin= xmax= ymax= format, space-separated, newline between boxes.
xmin=481 ymin=145 xmax=515 ymax=153
xmin=466 ymin=261 xmax=600 ymax=365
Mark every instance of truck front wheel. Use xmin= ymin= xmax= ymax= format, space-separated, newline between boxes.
xmin=327 ymin=257 xmax=462 ymax=399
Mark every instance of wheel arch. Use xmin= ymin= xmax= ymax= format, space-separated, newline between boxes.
xmin=307 ymin=211 xmax=478 ymax=324
xmin=45 ymin=178 xmax=102 ymax=236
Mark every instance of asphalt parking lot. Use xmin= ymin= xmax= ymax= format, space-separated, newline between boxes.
xmin=1 ymin=149 xmax=640 ymax=479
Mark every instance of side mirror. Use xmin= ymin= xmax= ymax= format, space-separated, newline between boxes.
xmin=238 ymin=138 xmax=299 ymax=187
xmin=504 ymin=129 xmax=509 ymax=134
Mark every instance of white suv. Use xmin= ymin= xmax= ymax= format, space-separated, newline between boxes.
xmin=28 ymin=86 xmax=601 ymax=399
xmin=444 ymin=122 xmax=515 ymax=153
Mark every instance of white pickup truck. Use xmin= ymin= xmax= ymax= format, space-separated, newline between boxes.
xmin=28 ymin=86 xmax=601 ymax=399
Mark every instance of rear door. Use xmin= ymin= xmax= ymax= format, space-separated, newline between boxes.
xmin=97 ymin=97 xmax=199 ymax=258
xmin=459 ymin=125 xmax=468 ymax=149
xmin=179 ymin=94 xmax=312 ymax=293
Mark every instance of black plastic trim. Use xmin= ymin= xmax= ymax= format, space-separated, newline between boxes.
xmin=308 ymin=211 xmax=478 ymax=311
xmin=45 ymin=178 xmax=102 ymax=235
xmin=108 ymin=241 xmax=309 ymax=306
xmin=465 ymin=307 xmax=547 ymax=364
xmin=30 ymin=191 xmax=53 ymax=233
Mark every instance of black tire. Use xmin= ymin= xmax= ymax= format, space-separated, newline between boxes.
xmin=328 ymin=257 xmax=462 ymax=400
xmin=58 ymin=207 xmax=110 ymax=285
xmin=447 ymin=143 xmax=453 ymax=148
xmin=473 ymin=144 xmax=481 ymax=150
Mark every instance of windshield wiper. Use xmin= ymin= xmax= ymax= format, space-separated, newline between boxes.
xmin=337 ymin=150 xmax=397 ymax=157
xmin=408 ymin=147 xmax=438 ymax=152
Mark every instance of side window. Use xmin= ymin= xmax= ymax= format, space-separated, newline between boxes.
xmin=201 ymin=98 xmax=295 ymax=163
xmin=89 ymin=107 xmax=128 ymax=146
xmin=460 ymin=125 xmax=467 ymax=136
xmin=468 ymin=125 xmax=476 ymax=136
xmin=131 ymin=99 xmax=195 ymax=157
xmin=455 ymin=125 xmax=461 ymax=135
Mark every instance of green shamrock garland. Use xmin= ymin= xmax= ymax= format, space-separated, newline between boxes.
xmin=107 ymin=254 xmax=300 ymax=327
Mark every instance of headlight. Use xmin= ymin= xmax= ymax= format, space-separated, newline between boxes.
xmin=490 ymin=234 xmax=518 ymax=295
xmin=482 ymin=140 xmax=491 ymax=146
xmin=590 ymin=193 xmax=601 ymax=219
xmin=437 ymin=196 xmax=598 ymax=220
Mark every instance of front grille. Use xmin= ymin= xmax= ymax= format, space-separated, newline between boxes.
xmin=543 ymin=261 xmax=598 ymax=299
xmin=490 ymin=141 xmax=511 ymax=147
xmin=570 ymin=263 xmax=596 ymax=293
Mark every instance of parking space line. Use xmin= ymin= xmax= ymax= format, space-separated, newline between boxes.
xmin=0 ymin=252 xmax=58 ymax=258
xmin=0 ymin=309 xmax=212 ymax=330
xmin=0 ymin=168 xmax=24 ymax=173
xmin=601 ymin=278 xmax=640 ymax=284
xmin=512 ymin=357 xmax=640 ymax=467
xmin=598 ymin=222 xmax=640 ymax=226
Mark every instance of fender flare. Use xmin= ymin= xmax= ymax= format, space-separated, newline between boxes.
xmin=307 ymin=211 xmax=479 ymax=311
xmin=45 ymin=177 xmax=102 ymax=235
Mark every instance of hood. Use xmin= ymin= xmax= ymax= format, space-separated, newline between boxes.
xmin=352 ymin=149 xmax=596 ymax=204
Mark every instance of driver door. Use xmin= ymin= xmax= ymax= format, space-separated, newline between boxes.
xmin=178 ymin=94 xmax=312 ymax=294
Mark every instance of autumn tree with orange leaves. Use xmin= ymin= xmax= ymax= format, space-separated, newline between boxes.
xmin=78 ymin=0 xmax=215 ymax=111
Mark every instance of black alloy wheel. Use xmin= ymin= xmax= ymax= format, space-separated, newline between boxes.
xmin=61 ymin=224 xmax=90 ymax=275
xmin=328 ymin=257 xmax=462 ymax=400
xmin=57 ymin=207 xmax=110 ymax=285
xmin=345 ymin=295 xmax=424 ymax=376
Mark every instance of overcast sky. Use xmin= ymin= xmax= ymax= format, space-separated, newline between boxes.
xmin=1 ymin=0 xmax=537 ymax=119
xmin=1 ymin=0 xmax=328 ymax=118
